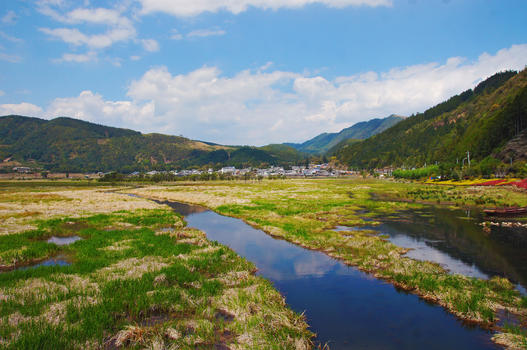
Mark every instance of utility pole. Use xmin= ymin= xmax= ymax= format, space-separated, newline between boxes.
xmin=467 ymin=151 xmax=471 ymax=167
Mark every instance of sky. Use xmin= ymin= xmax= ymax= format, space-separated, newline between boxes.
xmin=0 ymin=0 xmax=527 ymax=146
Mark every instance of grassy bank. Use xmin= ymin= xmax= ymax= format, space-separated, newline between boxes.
xmin=126 ymin=178 xmax=527 ymax=349
xmin=0 ymin=183 xmax=312 ymax=349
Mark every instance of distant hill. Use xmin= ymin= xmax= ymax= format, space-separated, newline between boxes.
xmin=286 ymin=115 xmax=405 ymax=154
xmin=0 ymin=115 xmax=304 ymax=172
xmin=334 ymin=70 xmax=526 ymax=169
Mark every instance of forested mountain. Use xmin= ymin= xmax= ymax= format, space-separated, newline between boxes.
xmin=286 ymin=115 xmax=404 ymax=154
xmin=0 ymin=115 xmax=304 ymax=172
xmin=334 ymin=70 xmax=526 ymax=169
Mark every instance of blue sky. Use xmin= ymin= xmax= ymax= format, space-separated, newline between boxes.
xmin=0 ymin=0 xmax=527 ymax=145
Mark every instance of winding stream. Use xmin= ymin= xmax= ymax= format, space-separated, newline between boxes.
xmin=163 ymin=201 xmax=497 ymax=349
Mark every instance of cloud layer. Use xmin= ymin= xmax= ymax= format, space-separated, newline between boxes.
xmin=139 ymin=0 xmax=392 ymax=16
xmin=2 ymin=44 xmax=527 ymax=145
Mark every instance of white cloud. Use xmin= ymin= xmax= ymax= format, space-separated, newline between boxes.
xmin=38 ymin=4 xmax=138 ymax=56
xmin=130 ymin=55 xmax=141 ymax=61
xmin=65 ymin=8 xmax=131 ymax=26
xmin=0 ymin=31 xmax=23 ymax=43
xmin=2 ymin=10 xmax=17 ymax=25
xmin=170 ymin=28 xmax=226 ymax=40
xmin=0 ymin=103 xmax=42 ymax=116
xmin=53 ymin=51 xmax=97 ymax=63
xmin=141 ymin=39 xmax=159 ymax=52
xmin=0 ymin=52 xmax=22 ymax=63
xmin=139 ymin=0 xmax=392 ymax=16
xmin=187 ymin=29 xmax=226 ymax=38
xmin=11 ymin=44 xmax=527 ymax=145
xmin=45 ymin=91 xmax=155 ymax=128
xmin=170 ymin=30 xmax=183 ymax=40
xmin=40 ymin=25 xmax=135 ymax=50
xmin=259 ymin=62 xmax=274 ymax=71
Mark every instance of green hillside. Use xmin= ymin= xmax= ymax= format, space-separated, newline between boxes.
xmin=334 ymin=70 xmax=526 ymax=169
xmin=0 ymin=116 xmax=303 ymax=172
xmin=286 ymin=115 xmax=404 ymax=154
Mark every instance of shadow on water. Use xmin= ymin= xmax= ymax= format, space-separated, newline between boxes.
xmin=161 ymin=200 xmax=497 ymax=350
xmin=362 ymin=205 xmax=527 ymax=293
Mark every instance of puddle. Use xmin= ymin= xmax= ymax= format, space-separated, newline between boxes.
xmin=47 ymin=236 xmax=82 ymax=245
xmin=333 ymin=225 xmax=365 ymax=232
xmin=16 ymin=255 xmax=72 ymax=271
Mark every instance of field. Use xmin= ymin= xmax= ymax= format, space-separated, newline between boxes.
xmin=125 ymin=178 xmax=527 ymax=349
xmin=0 ymin=181 xmax=311 ymax=349
xmin=2 ymin=178 xmax=527 ymax=349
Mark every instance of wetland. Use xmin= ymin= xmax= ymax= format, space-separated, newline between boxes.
xmin=1 ymin=178 xmax=526 ymax=349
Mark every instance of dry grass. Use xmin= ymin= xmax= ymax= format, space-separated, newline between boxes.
xmin=0 ymin=187 xmax=163 ymax=235
xmin=125 ymin=186 xmax=250 ymax=208
xmin=94 ymin=256 xmax=173 ymax=281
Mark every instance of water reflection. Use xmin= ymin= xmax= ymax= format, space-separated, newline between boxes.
xmin=28 ymin=256 xmax=71 ymax=268
xmin=372 ymin=206 xmax=527 ymax=291
xmin=166 ymin=201 xmax=496 ymax=350
xmin=47 ymin=236 xmax=82 ymax=245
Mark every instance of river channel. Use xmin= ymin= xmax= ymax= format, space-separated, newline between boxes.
xmin=163 ymin=200 xmax=497 ymax=349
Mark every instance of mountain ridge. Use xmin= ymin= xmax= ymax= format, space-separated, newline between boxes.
xmin=285 ymin=115 xmax=405 ymax=154
xmin=0 ymin=115 xmax=304 ymax=172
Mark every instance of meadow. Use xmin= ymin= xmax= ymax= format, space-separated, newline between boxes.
xmin=0 ymin=181 xmax=311 ymax=349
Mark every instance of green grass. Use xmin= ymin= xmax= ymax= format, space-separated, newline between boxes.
xmin=0 ymin=189 xmax=312 ymax=349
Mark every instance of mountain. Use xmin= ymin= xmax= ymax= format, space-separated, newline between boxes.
xmin=286 ymin=115 xmax=405 ymax=154
xmin=0 ymin=116 xmax=304 ymax=172
xmin=334 ymin=69 xmax=526 ymax=169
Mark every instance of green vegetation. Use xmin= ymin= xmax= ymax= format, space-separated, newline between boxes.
xmin=0 ymin=183 xmax=312 ymax=349
xmin=286 ymin=114 xmax=404 ymax=154
xmin=335 ymin=70 xmax=527 ymax=170
xmin=0 ymin=116 xmax=305 ymax=173
xmin=129 ymin=178 xmax=527 ymax=348
xmin=393 ymin=166 xmax=439 ymax=180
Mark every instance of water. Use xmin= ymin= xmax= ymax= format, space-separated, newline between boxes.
xmin=366 ymin=206 xmax=527 ymax=292
xmin=47 ymin=235 xmax=82 ymax=245
xmin=164 ymin=201 xmax=496 ymax=350
xmin=28 ymin=256 xmax=71 ymax=268
xmin=0 ymin=255 xmax=72 ymax=273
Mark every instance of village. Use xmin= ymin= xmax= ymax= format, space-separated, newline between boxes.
xmin=5 ymin=164 xmax=397 ymax=180
xmin=127 ymin=163 xmax=357 ymax=178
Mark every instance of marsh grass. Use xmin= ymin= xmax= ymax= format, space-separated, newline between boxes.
xmin=0 ymin=183 xmax=312 ymax=349
xmin=127 ymin=178 xmax=527 ymax=348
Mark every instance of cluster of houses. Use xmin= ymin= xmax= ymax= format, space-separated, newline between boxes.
xmin=132 ymin=164 xmax=354 ymax=178
xmin=11 ymin=164 xmax=362 ymax=178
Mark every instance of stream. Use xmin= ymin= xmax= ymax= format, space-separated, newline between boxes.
xmin=163 ymin=201 xmax=497 ymax=349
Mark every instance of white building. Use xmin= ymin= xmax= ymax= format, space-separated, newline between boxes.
xmin=220 ymin=167 xmax=236 ymax=174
